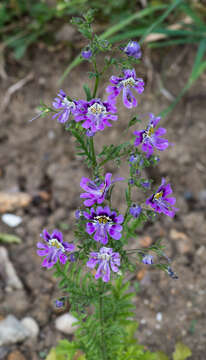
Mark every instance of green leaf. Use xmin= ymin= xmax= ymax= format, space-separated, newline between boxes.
xmin=172 ymin=342 xmax=192 ymax=360
xmin=45 ymin=348 xmax=65 ymax=360
xmin=156 ymin=351 xmax=169 ymax=360
xmin=83 ymin=84 xmax=92 ymax=101
xmin=0 ymin=233 xmax=22 ymax=244
xmin=140 ymin=0 xmax=184 ymax=44
xmin=59 ymin=4 xmax=167 ymax=83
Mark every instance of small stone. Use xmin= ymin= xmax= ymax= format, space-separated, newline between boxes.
xmin=55 ymin=313 xmax=79 ymax=335
xmin=140 ymin=318 xmax=147 ymax=324
xmin=136 ymin=268 xmax=147 ymax=281
xmin=139 ymin=235 xmax=152 ymax=247
xmin=1 ymin=213 xmax=22 ymax=227
xmin=0 ymin=315 xmax=29 ymax=346
xmin=170 ymin=229 xmax=193 ymax=254
xmin=7 ymin=350 xmax=26 ymax=360
xmin=0 ymin=192 xmax=31 ymax=213
xmin=156 ymin=312 xmax=162 ymax=322
xmin=31 ymin=294 xmax=50 ymax=326
xmin=0 ymin=346 xmax=10 ymax=359
xmin=170 ymin=229 xmax=188 ymax=240
xmin=155 ymin=324 xmax=161 ymax=329
xmin=55 ymin=24 xmax=76 ymax=42
xmin=198 ymin=189 xmax=206 ymax=203
xmin=21 ymin=317 xmax=39 ymax=339
xmin=0 ymin=247 xmax=23 ymax=290
xmin=2 ymin=290 xmax=29 ymax=316
xmin=196 ymin=245 xmax=206 ymax=257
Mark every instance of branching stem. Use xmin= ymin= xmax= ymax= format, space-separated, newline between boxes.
xmin=99 ymin=283 xmax=107 ymax=360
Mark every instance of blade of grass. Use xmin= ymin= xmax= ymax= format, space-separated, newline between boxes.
xmin=180 ymin=2 xmax=205 ymax=27
xmin=160 ymin=38 xmax=206 ymax=117
xmin=59 ymin=4 xmax=167 ymax=84
xmin=149 ymin=38 xmax=198 ymax=48
xmin=140 ymin=0 xmax=184 ymax=44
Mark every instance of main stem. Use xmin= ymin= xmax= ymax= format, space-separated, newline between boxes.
xmin=89 ymin=137 xmax=97 ymax=170
xmin=92 ymin=60 xmax=99 ymax=98
xmin=99 ymin=287 xmax=107 ymax=360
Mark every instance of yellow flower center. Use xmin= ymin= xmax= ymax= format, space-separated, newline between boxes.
xmin=49 ymin=238 xmax=65 ymax=252
xmin=122 ymin=77 xmax=136 ymax=87
xmin=147 ymin=126 xmax=154 ymax=136
xmin=95 ymin=215 xmax=111 ymax=224
xmin=88 ymin=103 xmax=106 ymax=115
xmin=154 ymin=191 xmax=163 ymax=200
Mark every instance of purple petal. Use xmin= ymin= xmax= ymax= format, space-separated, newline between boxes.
xmin=59 ymin=253 xmax=68 ymax=264
xmin=37 ymin=249 xmax=49 ymax=256
xmin=51 ymin=230 xmax=63 ymax=243
xmin=41 ymin=229 xmax=51 ymax=242
xmin=86 ymin=222 xmax=96 ymax=235
xmin=87 ymin=257 xmax=98 ymax=269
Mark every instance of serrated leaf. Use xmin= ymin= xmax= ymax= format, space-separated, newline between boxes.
xmin=172 ymin=342 xmax=192 ymax=360
xmin=0 ymin=233 xmax=22 ymax=244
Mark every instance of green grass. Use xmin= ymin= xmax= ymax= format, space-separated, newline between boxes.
xmin=1 ymin=0 xmax=206 ymax=116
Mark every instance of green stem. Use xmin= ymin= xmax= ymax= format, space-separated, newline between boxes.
xmin=89 ymin=137 xmax=97 ymax=171
xmin=99 ymin=284 xmax=107 ymax=360
xmin=123 ymin=183 xmax=132 ymax=224
xmin=92 ymin=60 xmax=100 ymax=98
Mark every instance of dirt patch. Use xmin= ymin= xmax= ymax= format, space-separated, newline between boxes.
xmin=0 ymin=44 xmax=205 ymax=359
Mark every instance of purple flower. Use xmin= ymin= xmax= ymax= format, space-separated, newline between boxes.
xmin=123 ymin=41 xmax=142 ymax=59
xmin=167 ymin=266 xmax=178 ymax=279
xmin=141 ymin=180 xmax=150 ymax=189
xmin=134 ymin=113 xmax=169 ymax=157
xmin=142 ymin=254 xmax=154 ymax=265
xmin=37 ymin=229 xmax=75 ymax=269
xmin=75 ymin=209 xmax=82 ymax=219
xmin=52 ymin=90 xmax=76 ymax=123
xmin=81 ymin=46 xmax=92 ymax=59
xmin=84 ymin=206 xmax=124 ymax=244
xmin=55 ymin=298 xmax=65 ymax=308
xmin=129 ymin=154 xmax=138 ymax=163
xmin=146 ymin=178 xmax=178 ymax=217
xmin=87 ymin=247 xmax=120 ymax=282
xmin=74 ymin=98 xmax=117 ymax=134
xmin=80 ymin=173 xmax=124 ymax=207
xmin=69 ymin=253 xmax=76 ymax=262
xmin=129 ymin=204 xmax=142 ymax=218
xmin=106 ymin=68 xmax=144 ymax=109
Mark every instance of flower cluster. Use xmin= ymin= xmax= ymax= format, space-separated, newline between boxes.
xmin=134 ymin=113 xmax=169 ymax=157
xmin=37 ymin=40 xmax=178 ymax=285
xmin=123 ymin=41 xmax=142 ymax=59
xmin=74 ymin=98 xmax=118 ymax=135
xmin=87 ymin=247 xmax=120 ymax=282
xmin=146 ymin=178 xmax=178 ymax=217
xmin=52 ymin=90 xmax=76 ymax=124
xmin=84 ymin=206 xmax=124 ymax=244
xmin=106 ymin=69 xmax=144 ymax=109
xmin=80 ymin=173 xmax=123 ymax=207
xmin=37 ymin=229 xmax=75 ymax=269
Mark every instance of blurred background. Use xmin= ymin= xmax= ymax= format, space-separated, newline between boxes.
xmin=0 ymin=1 xmax=206 ymax=359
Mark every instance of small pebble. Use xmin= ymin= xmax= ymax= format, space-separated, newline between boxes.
xmin=2 ymin=213 xmax=22 ymax=227
xmin=55 ymin=313 xmax=79 ymax=335
xmin=21 ymin=317 xmax=39 ymax=339
xmin=0 ymin=247 xmax=23 ymax=290
xmin=156 ymin=312 xmax=162 ymax=322
xmin=0 ymin=315 xmax=29 ymax=346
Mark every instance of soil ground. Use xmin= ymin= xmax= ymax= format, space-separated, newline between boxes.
xmin=0 ymin=41 xmax=206 ymax=360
